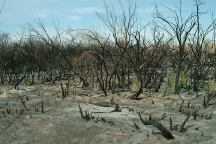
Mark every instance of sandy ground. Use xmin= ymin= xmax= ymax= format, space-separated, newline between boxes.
xmin=0 ymin=84 xmax=216 ymax=144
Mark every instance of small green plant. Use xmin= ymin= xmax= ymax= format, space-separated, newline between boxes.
xmin=160 ymin=70 xmax=175 ymax=96
xmin=21 ymin=76 xmax=31 ymax=85
xmin=117 ymin=74 xmax=125 ymax=88
xmin=179 ymin=71 xmax=188 ymax=89
xmin=131 ymin=72 xmax=142 ymax=93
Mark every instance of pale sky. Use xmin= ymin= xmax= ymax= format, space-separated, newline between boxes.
xmin=0 ymin=0 xmax=215 ymax=34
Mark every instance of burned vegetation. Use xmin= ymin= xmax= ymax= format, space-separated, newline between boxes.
xmin=0 ymin=0 xmax=216 ymax=144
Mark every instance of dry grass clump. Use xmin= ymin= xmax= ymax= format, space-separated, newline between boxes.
xmin=131 ymin=72 xmax=142 ymax=93
xmin=208 ymin=80 xmax=216 ymax=92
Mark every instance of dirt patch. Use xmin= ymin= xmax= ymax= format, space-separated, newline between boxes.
xmin=0 ymin=84 xmax=215 ymax=144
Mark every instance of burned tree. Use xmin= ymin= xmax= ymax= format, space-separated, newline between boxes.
xmin=188 ymin=0 xmax=216 ymax=92
xmin=155 ymin=0 xmax=196 ymax=94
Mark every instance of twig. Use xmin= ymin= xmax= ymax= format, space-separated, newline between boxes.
xmin=179 ymin=115 xmax=190 ymax=132
xmin=78 ymin=101 xmax=84 ymax=118
xmin=169 ymin=116 xmax=173 ymax=130
xmin=16 ymin=95 xmax=30 ymax=111
xmin=179 ymin=100 xmax=184 ymax=112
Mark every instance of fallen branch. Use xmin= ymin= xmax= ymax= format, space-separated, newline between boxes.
xmin=138 ymin=112 xmax=174 ymax=140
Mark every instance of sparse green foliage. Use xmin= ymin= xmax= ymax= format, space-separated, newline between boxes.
xmin=179 ymin=71 xmax=189 ymax=89
xmin=131 ymin=72 xmax=142 ymax=94
xmin=160 ymin=70 xmax=175 ymax=96
xmin=21 ymin=76 xmax=31 ymax=85
xmin=117 ymin=75 xmax=125 ymax=88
